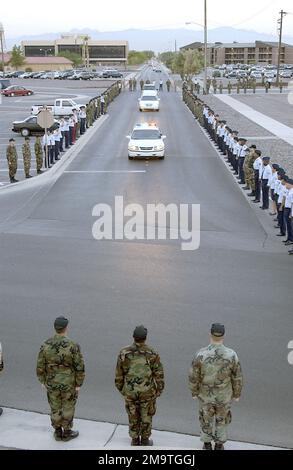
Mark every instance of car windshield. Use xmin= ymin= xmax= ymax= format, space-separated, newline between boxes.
xmin=141 ymin=96 xmax=157 ymax=101
xmin=131 ymin=129 xmax=161 ymax=140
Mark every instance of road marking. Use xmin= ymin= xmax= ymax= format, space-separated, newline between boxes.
xmin=63 ymin=170 xmax=147 ymax=174
xmin=241 ymin=136 xmax=280 ymax=140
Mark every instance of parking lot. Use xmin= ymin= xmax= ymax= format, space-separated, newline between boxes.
xmin=0 ymin=78 xmax=115 ymax=186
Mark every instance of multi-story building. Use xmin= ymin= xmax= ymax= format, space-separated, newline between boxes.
xmin=21 ymin=35 xmax=129 ymax=67
xmin=180 ymin=41 xmax=293 ymax=66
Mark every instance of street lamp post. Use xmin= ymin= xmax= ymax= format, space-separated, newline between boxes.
xmin=203 ymin=0 xmax=207 ymax=94
xmin=0 ymin=23 xmax=5 ymax=78
xmin=186 ymin=0 xmax=208 ymax=94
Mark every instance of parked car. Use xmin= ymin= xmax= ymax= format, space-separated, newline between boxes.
xmin=250 ymin=72 xmax=262 ymax=79
xmin=2 ymin=85 xmax=34 ymax=97
xmin=13 ymin=71 xmax=26 ymax=78
xmin=280 ymin=70 xmax=292 ymax=78
xmin=212 ymin=70 xmax=221 ymax=78
xmin=19 ymin=72 xmax=34 ymax=79
xmin=58 ymin=70 xmax=75 ymax=80
xmin=0 ymin=79 xmax=12 ymax=90
xmin=12 ymin=116 xmax=59 ymax=137
xmin=101 ymin=69 xmax=123 ymax=78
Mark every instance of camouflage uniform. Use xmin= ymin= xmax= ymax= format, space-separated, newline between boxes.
xmin=166 ymin=80 xmax=171 ymax=92
xmin=34 ymin=137 xmax=43 ymax=173
xmin=244 ymin=148 xmax=257 ymax=190
xmin=140 ymin=80 xmax=144 ymax=91
xmin=189 ymin=344 xmax=243 ymax=444
xmin=36 ymin=335 xmax=85 ymax=431
xmin=22 ymin=141 xmax=32 ymax=178
xmin=6 ymin=143 xmax=18 ymax=182
xmin=115 ymin=342 xmax=164 ymax=441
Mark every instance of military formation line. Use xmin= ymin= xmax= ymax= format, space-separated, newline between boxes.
xmin=5 ymin=83 xmax=121 ymax=184
xmin=183 ymin=84 xmax=293 ymax=255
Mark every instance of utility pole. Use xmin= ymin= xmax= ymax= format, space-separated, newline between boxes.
xmin=204 ymin=0 xmax=208 ymax=94
xmin=0 ymin=23 xmax=5 ymax=78
xmin=276 ymin=10 xmax=287 ymax=86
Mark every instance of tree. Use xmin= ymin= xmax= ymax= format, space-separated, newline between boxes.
xmin=172 ymin=52 xmax=186 ymax=79
xmin=9 ymin=45 xmax=25 ymax=70
xmin=127 ymin=50 xmax=155 ymax=65
xmin=158 ymin=51 xmax=177 ymax=70
xmin=183 ymin=50 xmax=204 ymax=81
xmin=57 ymin=51 xmax=82 ymax=67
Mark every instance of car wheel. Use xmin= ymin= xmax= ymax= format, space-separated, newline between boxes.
xmin=159 ymin=156 xmax=165 ymax=160
xmin=139 ymin=109 xmax=142 ymax=112
xmin=128 ymin=156 xmax=134 ymax=160
xmin=21 ymin=128 xmax=30 ymax=137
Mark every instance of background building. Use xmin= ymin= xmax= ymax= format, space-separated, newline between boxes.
xmin=22 ymin=35 xmax=129 ymax=67
xmin=180 ymin=41 xmax=293 ymax=66
xmin=2 ymin=54 xmax=73 ymax=72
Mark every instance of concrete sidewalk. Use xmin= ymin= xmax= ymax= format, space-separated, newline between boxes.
xmin=215 ymin=95 xmax=293 ymax=146
xmin=0 ymin=408 xmax=286 ymax=450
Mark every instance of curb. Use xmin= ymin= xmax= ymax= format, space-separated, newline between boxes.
xmin=0 ymin=408 xmax=287 ymax=451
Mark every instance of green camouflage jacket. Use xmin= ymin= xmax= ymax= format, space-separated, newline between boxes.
xmin=189 ymin=344 xmax=243 ymax=404
xmin=115 ymin=342 xmax=164 ymax=402
xmin=6 ymin=145 xmax=18 ymax=162
xmin=36 ymin=335 xmax=85 ymax=391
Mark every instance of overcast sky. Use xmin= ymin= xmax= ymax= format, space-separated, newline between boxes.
xmin=2 ymin=0 xmax=293 ymax=37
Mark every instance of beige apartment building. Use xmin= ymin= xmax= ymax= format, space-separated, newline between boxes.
xmin=180 ymin=41 xmax=293 ymax=66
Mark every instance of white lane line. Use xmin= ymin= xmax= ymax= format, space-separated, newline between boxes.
xmin=64 ymin=170 xmax=147 ymax=174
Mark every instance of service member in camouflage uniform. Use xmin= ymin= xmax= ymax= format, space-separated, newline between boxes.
xmin=22 ymin=137 xmax=32 ymax=178
xmin=36 ymin=317 xmax=85 ymax=442
xmin=189 ymin=324 xmax=243 ymax=450
xmin=166 ymin=79 xmax=171 ymax=92
xmin=115 ymin=325 xmax=165 ymax=447
xmin=243 ymin=145 xmax=257 ymax=192
xmin=140 ymin=79 xmax=144 ymax=91
xmin=6 ymin=138 xmax=18 ymax=183
xmin=34 ymin=136 xmax=43 ymax=174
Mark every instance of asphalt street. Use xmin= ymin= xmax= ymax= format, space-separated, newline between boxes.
xmin=0 ymin=66 xmax=292 ymax=448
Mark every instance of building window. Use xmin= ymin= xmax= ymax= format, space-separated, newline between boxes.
xmin=24 ymin=46 xmax=55 ymax=57
xmin=88 ymin=46 xmax=126 ymax=59
xmin=58 ymin=45 xmax=82 ymax=55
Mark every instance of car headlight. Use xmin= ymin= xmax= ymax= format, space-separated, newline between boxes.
xmin=154 ymin=144 xmax=164 ymax=151
xmin=128 ymin=145 xmax=139 ymax=151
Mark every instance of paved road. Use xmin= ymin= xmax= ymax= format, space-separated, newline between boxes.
xmin=0 ymin=66 xmax=292 ymax=448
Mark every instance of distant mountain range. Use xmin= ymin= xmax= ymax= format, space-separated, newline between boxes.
xmin=5 ymin=27 xmax=293 ymax=52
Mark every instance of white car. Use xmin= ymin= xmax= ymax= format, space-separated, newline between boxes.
xmin=250 ymin=72 xmax=262 ymax=79
xmin=127 ymin=123 xmax=166 ymax=160
xmin=139 ymin=94 xmax=160 ymax=112
xmin=143 ymin=83 xmax=157 ymax=91
xmin=264 ymin=72 xmax=275 ymax=79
